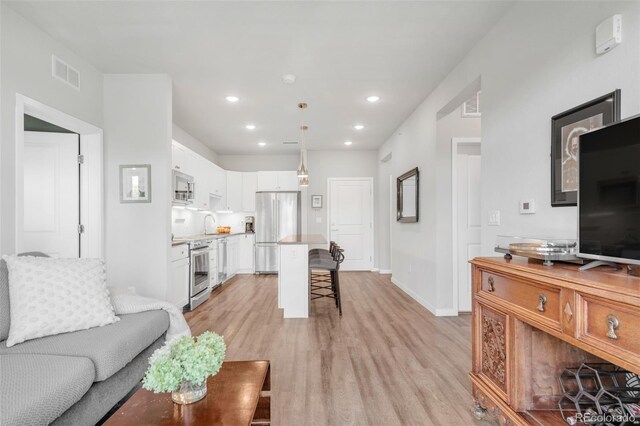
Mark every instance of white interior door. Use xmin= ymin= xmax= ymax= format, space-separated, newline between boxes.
xmin=23 ymin=131 xmax=80 ymax=257
xmin=329 ymin=179 xmax=373 ymax=271
xmin=456 ymin=143 xmax=481 ymax=312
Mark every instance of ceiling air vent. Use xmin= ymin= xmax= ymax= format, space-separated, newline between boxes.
xmin=282 ymin=141 xmax=298 ymax=145
xmin=52 ymin=55 xmax=80 ymax=90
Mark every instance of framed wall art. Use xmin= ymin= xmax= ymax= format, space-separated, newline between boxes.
xmin=311 ymin=195 xmax=322 ymax=209
xmin=120 ymin=164 xmax=152 ymax=203
xmin=551 ymin=90 xmax=620 ymax=207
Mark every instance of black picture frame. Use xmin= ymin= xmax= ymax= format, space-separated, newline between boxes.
xmin=551 ymin=90 xmax=620 ymax=207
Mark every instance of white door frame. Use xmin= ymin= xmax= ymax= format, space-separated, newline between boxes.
xmin=451 ymin=137 xmax=481 ymax=315
xmin=15 ymin=94 xmax=104 ymax=258
xmin=326 ymin=177 xmax=375 ymax=271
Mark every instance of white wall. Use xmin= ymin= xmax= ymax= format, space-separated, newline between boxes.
xmin=306 ymin=150 xmax=378 ymax=264
xmin=172 ymin=123 xmax=218 ymax=165
xmin=380 ymin=1 xmax=640 ymax=315
xmin=0 ymin=5 xmax=103 ymax=254
xmin=217 ymin=154 xmax=298 ymax=171
xmin=103 ymin=74 xmax=172 ymax=299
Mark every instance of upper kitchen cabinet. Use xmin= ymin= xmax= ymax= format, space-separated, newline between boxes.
xmin=172 ymin=142 xmax=186 ymax=171
xmin=225 ymin=171 xmax=243 ymax=212
xmin=242 ymin=172 xmax=257 ymax=211
xmin=192 ymin=154 xmax=211 ymax=210
xmin=210 ymin=163 xmax=226 ymax=199
xmin=257 ymin=171 xmax=298 ymax=191
xmin=277 ymin=171 xmax=299 ymax=191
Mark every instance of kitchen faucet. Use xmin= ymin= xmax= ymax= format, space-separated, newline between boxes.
xmin=204 ymin=214 xmax=216 ymax=235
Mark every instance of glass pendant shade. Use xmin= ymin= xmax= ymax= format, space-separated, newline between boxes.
xmin=297 ymin=149 xmax=308 ymax=178
xmin=299 ymin=176 xmax=309 ymax=187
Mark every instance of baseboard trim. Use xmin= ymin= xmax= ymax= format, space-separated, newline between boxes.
xmin=378 ymin=269 xmax=392 ymax=274
xmin=390 ymin=276 xmax=459 ymax=317
xmin=371 ymin=268 xmax=379 ymax=272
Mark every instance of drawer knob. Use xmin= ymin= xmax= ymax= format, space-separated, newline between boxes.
xmin=606 ymin=314 xmax=620 ymax=340
xmin=537 ymin=294 xmax=547 ymax=312
xmin=487 ymin=277 xmax=495 ymax=292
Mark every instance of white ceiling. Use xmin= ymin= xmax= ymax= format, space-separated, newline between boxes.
xmin=8 ymin=1 xmax=511 ymax=154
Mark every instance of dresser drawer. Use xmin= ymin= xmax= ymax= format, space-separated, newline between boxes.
xmin=577 ymin=295 xmax=640 ymax=366
xmin=480 ymin=271 xmax=561 ymax=328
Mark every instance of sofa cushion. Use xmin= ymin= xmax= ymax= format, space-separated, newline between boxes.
xmin=0 ymin=353 xmax=95 ymax=426
xmin=0 ymin=310 xmax=169 ymax=381
xmin=3 ymin=255 xmax=119 ymax=347
xmin=0 ymin=252 xmax=48 ymax=342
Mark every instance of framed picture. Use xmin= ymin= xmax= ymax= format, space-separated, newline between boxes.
xmin=311 ymin=195 xmax=322 ymax=208
xmin=120 ymin=164 xmax=151 ymax=203
xmin=551 ymin=90 xmax=620 ymax=207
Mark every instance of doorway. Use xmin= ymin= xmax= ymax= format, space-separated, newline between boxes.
xmin=15 ymin=95 xmax=103 ymax=258
xmin=23 ymin=129 xmax=80 ymax=257
xmin=452 ymin=139 xmax=481 ymax=312
xmin=327 ymin=178 xmax=374 ymax=271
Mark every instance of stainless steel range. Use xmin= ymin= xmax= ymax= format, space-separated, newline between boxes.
xmin=188 ymin=238 xmax=214 ymax=310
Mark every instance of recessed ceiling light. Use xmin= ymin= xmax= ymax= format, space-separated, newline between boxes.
xmin=354 ymin=124 xmax=364 ymax=130
xmin=344 ymin=141 xmax=353 ymax=146
xmin=258 ymin=141 xmax=266 ymax=147
xmin=225 ymin=96 xmax=239 ymax=103
xmin=245 ymin=124 xmax=256 ymax=130
xmin=366 ymin=96 xmax=380 ymax=103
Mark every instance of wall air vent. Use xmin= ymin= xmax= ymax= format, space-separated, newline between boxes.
xmin=282 ymin=141 xmax=299 ymax=145
xmin=52 ymin=55 xmax=80 ymax=90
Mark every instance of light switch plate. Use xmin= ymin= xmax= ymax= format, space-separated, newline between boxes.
xmin=315 ymin=217 xmax=322 ymax=223
xmin=488 ymin=210 xmax=501 ymax=226
xmin=520 ymin=199 xmax=535 ymax=214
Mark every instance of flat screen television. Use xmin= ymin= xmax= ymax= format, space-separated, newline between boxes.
xmin=579 ymin=114 xmax=640 ymax=266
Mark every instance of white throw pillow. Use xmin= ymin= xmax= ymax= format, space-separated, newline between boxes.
xmin=3 ymin=256 xmax=119 ymax=347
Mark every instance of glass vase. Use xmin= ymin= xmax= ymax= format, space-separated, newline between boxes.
xmin=171 ymin=380 xmax=207 ymax=404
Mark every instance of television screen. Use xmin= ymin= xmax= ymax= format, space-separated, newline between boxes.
xmin=579 ymin=115 xmax=640 ymax=264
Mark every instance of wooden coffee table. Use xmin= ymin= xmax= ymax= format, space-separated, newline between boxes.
xmin=105 ymin=361 xmax=270 ymax=426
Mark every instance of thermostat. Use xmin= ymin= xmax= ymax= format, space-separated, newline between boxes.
xmin=520 ymin=199 xmax=535 ymax=214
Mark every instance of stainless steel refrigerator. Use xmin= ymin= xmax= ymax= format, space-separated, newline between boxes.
xmin=255 ymin=191 xmax=301 ymax=274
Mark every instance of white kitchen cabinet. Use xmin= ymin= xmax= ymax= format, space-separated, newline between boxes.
xmin=277 ymin=171 xmax=299 ymax=191
xmin=172 ymin=142 xmax=186 ymax=171
xmin=225 ymin=171 xmax=243 ymax=212
xmin=210 ymin=164 xmax=226 ymax=199
xmin=168 ymin=246 xmax=189 ymax=309
xmin=192 ymin=154 xmax=210 ymax=210
xmin=256 ymin=171 xmax=298 ymax=191
xmin=256 ymin=171 xmax=278 ymax=191
xmin=242 ymin=172 xmax=257 ymax=212
xmin=237 ymin=234 xmax=255 ymax=273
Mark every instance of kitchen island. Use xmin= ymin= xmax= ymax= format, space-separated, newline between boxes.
xmin=277 ymin=234 xmax=327 ymax=318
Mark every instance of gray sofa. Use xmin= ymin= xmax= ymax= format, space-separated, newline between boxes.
xmin=0 ymin=254 xmax=170 ymax=425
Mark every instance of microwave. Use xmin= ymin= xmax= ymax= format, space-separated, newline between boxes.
xmin=172 ymin=170 xmax=195 ymax=204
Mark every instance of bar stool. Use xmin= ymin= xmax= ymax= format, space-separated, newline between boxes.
xmin=309 ymin=247 xmax=344 ymax=316
xmin=309 ymin=241 xmax=337 ymax=259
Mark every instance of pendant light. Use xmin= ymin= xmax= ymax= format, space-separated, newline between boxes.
xmin=296 ymin=103 xmax=309 ymax=179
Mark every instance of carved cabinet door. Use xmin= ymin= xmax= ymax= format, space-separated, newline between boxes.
xmin=476 ymin=302 xmax=510 ymax=401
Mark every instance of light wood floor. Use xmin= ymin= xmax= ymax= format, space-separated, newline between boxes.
xmin=185 ymin=272 xmax=494 ymax=426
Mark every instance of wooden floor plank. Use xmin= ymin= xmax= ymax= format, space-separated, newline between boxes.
xmin=185 ymin=272 xmax=495 ymax=425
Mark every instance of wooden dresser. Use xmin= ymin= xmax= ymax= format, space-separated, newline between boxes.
xmin=470 ymin=257 xmax=640 ymax=425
